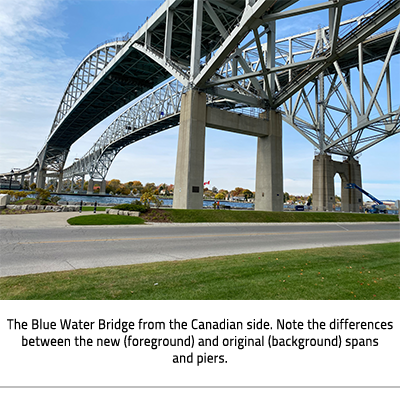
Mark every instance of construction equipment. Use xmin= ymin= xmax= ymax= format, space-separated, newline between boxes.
xmin=346 ymin=183 xmax=387 ymax=214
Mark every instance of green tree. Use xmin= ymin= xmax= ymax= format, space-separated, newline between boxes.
xmin=214 ymin=193 xmax=225 ymax=200
xmin=284 ymin=192 xmax=290 ymax=202
xmin=243 ymin=189 xmax=254 ymax=200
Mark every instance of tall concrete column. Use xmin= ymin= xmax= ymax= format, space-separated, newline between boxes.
xmin=173 ymin=89 xmax=206 ymax=210
xmin=20 ymin=174 xmax=25 ymax=188
xmin=340 ymin=158 xmax=362 ymax=212
xmin=254 ymin=110 xmax=283 ymax=211
xmin=313 ymin=155 xmax=363 ymax=212
xmin=56 ymin=173 xmax=63 ymax=193
xmin=30 ymin=171 xmax=36 ymax=187
xmin=36 ymin=169 xmax=46 ymax=189
xmin=312 ymin=154 xmax=335 ymax=211
xmin=80 ymin=176 xmax=86 ymax=193
xmin=99 ymin=180 xmax=106 ymax=195
xmin=87 ymin=179 xmax=94 ymax=195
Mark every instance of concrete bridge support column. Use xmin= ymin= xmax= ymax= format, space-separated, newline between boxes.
xmin=80 ymin=176 xmax=86 ymax=193
xmin=20 ymin=174 xmax=25 ymax=188
xmin=254 ymin=110 xmax=283 ymax=211
xmin=340 ymin=158 xmax=362 ymax=212
xmin=56 ymin=173 xmax=63 ymax=193
xmin=87 ymin=179 xmax=94 ymax=195
xmin=36 ymin=169 xmax=46 ymax=189
xmin=30 ymin=171 xmax=36 ymax=187
xmin=312 ymin=154 xmax=335 ymax=211
xmin=312 ymin=154 xmax=363 ymax=212
xmin=99 ymin=180 xmax=106 ymax=195
xmin=173 ymin=90 xmax=206 ymax=210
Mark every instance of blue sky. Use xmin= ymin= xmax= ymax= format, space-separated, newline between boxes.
xmin=0 ymin=0 xmax=399 ymax=200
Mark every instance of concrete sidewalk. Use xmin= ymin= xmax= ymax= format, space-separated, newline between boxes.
xmin=0 ymin=211 xmax=93 ymax=229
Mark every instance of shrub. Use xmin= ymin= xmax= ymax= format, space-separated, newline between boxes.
xmin=35 ymin=188 xmax=51 ymax=204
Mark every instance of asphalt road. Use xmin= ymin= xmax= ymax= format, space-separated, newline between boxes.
xmin=0 ymin=212 xmax=399 ymax=277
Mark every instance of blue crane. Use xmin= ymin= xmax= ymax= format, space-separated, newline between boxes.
xmin=346 ymin=183 xmax=387 ymax=213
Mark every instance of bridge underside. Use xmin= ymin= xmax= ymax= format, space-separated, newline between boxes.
xmin=47 ymin=51 xmax=172 ymax=152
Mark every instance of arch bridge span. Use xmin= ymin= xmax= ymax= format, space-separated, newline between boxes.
xmin=63 ymin=16 xmax=400 ymax=195
xmin=2 ymin=0 xmax=399 ymax=211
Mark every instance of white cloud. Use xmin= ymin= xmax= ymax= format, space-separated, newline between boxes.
xmin=0 ymin=0 xmax=77 ymax=171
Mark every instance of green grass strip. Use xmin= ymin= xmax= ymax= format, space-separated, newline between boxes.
xmin=1 ymin=243 xmax=398 ymax=300
xmin=67 ymin=214 xmax=144 ymax=225
xmin=81 ymin=206 xmax=107 ymax=212
xmin=163 ymin=209 xmax=398 ymax=223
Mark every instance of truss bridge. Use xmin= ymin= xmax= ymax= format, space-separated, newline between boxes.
xmin=2 ymin=0 xmax=399 ymax=212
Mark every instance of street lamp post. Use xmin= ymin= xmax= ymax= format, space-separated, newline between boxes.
xmin=8 ymin=170 xmax=14 ymax=190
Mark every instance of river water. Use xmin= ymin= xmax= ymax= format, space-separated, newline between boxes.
xmin=40 ymin=194 xmax=399 ymax=214
xmin=57 ymin=194 xmax=255 ymax=209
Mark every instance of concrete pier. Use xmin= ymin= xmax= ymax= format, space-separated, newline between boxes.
xmin=36 ymin=169 xmax=46 ymax=189
xmin=173 ymin=90 xmax=206 ymax=210
xmin=87 ymin=179 xmax=94 ymax=195
xmin=99 ymin=180 xmax=106 ymax=195
xmin=313 ymin=154 xmax=362 ymax=212
xmin=172 ymin=89 xmax=282 ymax=211
xmin=254 ymin=110 xmax=283 ymax=211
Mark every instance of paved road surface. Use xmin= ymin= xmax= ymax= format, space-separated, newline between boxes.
xmin=0 ymin=212 xmax=399 ymax=277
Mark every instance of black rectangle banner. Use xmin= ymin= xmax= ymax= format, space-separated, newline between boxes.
xmin=7 ymin=318 xmax=393 ymax=366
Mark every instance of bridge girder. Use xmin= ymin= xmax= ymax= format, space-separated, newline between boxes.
xmin=2 ymin=0 xmax=399 ymax=184
xmin=62 ymin=9 xmax=400 ymax=184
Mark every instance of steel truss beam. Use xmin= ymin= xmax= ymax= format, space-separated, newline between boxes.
xmin=63 ymin=78 xmax=262 ymax=182
xmin=2 ymin=0 xmax=399 ymax=181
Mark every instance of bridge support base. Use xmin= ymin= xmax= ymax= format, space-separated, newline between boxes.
xmin=340 ymin=158 xmax=363 ymax=213
xmin=30 ymin=171 xmax=36 ymax=187
xmin=254 ymin=110 xmax=283 ymax=211
xmin=36 ymin=169 xmax=46 ymax=189
xmin=173 ymin=90 xmax=206 ymax=210
xmin=56 ymin=173 xmax=63 ymax=193
xmin=87 ymin=179 xmax=94 ymax=195
xmin=312 ymin=154 xmax=362 ymax=212
xmin=99 ymin=180 xmax=106 ymax=195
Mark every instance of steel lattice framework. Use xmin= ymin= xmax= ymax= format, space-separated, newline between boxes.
xmin=1 ymin=0 xmax=399 ymax=185
xmin=63 ymin=79 xmax=186 ymax=182
xmin=62 ymin=11 xmax=400 ymax=185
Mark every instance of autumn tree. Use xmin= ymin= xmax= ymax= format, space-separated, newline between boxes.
xmin=242 ymin=189 xmax=254 ymax=200
xmin=140 ymin=190 xmax=163 ymax=208
xmin=143 ymin=182 xmax=157 ymax=193
xmin=107 ymin=179 xmax=121 ymax=194
xmin=231 ymin=187 xmax=244 ymax=197
xmin=126 ymin=181 xmax=143 ymax=193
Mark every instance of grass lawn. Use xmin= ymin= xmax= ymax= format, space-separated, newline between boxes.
xmin=67 ymin=214 xmax=144 ymax=225
xmin=1 ymin=243 xmax=398 ymax=300
xmin=81 ymin=206 xmax=107 ymax=212
xmin=65 ymin=209 xmax=398 ymax=225
xmin=162 ymin=209 xmax=398 ymax=223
